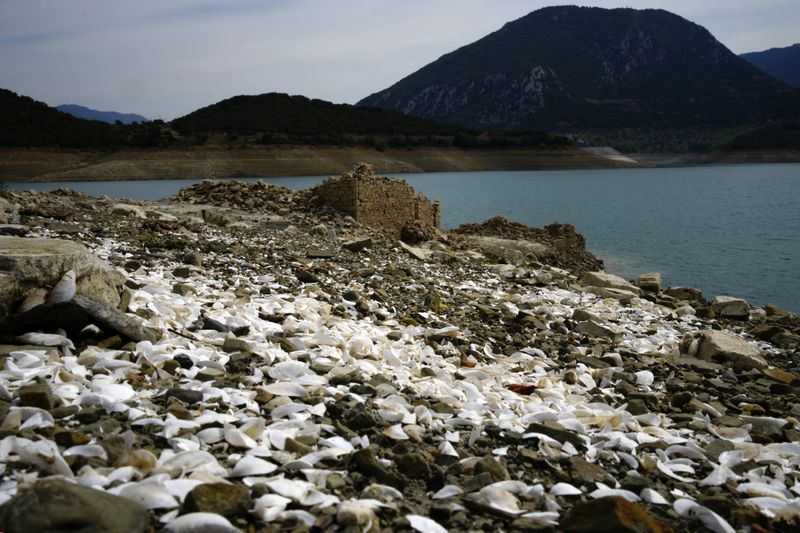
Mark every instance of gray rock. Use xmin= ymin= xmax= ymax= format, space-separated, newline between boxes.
xmin=0 ymin=478 xmax=148 ymax=533
xmin=711 ymin=295 xmax=750 ymax=319
xmin=583 ymin=286 xmax=639 ymax=303
xmin=144 ymin=209 xmax=177 ymax=222
xmin=0 ymin=197 xmax=20 ymax=224
xmin=222 ymin=337 xmax=251 ymax=353
xmin=637 ymin=272 xmax=661 ymax=292
xmin=471 ymin=236 xmax=548 ymax=265
xmin=112 ymin=203 xmax=147 ymax=219
xmin=473 ymin=457 xmax=510 ymax=482
xmin=0 ymin=236 xmax=124 ymax=320
xmin=343 ymin=238 xmax=372 ymax=252
xmin=351 ymin=448 xmax=406 ymax=489
xmin=526 ymin=421 xmax=585 ymax=449
xmin=579 ymin=271 xmax=642 ymax=295
xmin=183 ymin=252 xmax=203 ymax=266
xmin=664 ymin=286 xmax=704 ymax=301
xmin=574 ymin=320 xmax=620 ymax=340
xmin=681 ymin=330 xmax=767 ymax=371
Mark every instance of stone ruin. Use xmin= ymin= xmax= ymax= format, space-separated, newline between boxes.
xmin=313 ymin=163 xmax=441 ymax=239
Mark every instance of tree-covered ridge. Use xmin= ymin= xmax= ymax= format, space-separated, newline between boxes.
xmin=0 ymin=89 xmax=570 ymax=150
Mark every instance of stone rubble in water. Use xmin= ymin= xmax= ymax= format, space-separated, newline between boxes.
xmin=0 ymin=181 xmax=798 ymax=532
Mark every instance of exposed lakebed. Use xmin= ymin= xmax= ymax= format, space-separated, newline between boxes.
xmin=7 ymin=163 xmax=800 ymax=312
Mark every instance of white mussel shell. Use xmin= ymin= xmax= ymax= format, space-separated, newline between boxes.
xmin=263 ymin=382 xmax=309 ymax=398
xmin=640 ymin=488 xmax=669 ymax=505
xmin=47 ymin=269 xmax=77 ymax=304
xmin=63 ymin=444 xmax=108 ymax=461
xmin=164 ymin=512 xmax=240 ymax=532
xmin=433 ymin=485 xmax=463 ymax=499
xmin=229 ymin=455 xmax=277 ymax=477
xmin=114 ymin=481 xmax=178 ymax=509
xmin=18 ymin=288 xmax=47 ymax=313
xmin=673 ymin=499 xmax=735 ymax=533
xmin=382 ymin=424 xmax=409 ymax=440
xmin=550 ymin=482 xmax=582 ymax=496
xmin=407 ymin=514 xmax=448 ymax=533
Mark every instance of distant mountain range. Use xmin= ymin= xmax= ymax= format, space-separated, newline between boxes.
xmin=358 ymin=6 xmax=792 ymax=150
xmin=56 ymin=104 xmax=148 ymax=124
xmin=741 ymin=43 xmax=800 ymax=88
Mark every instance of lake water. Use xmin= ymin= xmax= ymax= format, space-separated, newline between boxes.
xmin=7 ymin=163 xmax=800 ymax=312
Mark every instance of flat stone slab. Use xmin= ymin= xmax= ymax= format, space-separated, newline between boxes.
xmin=0 ymin=294 xmax=158 ymax=343
xmin=580 ymin=271 xmax=642 ymax=295
xmin=398 ymin=241 xmax=431 ymax=261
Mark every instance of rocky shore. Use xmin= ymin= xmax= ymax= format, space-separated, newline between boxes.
xmin=0 ymin=171 xmax=799 ymax=532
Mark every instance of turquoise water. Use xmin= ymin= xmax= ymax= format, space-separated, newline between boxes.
xmin=7 ymin=163 xmax=800 ymax=312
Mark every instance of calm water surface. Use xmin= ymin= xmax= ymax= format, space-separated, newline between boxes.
xmin=7 ymin=164 xmax=800 ymax=312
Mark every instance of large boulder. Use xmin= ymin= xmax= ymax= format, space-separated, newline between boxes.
xmin=681 ymin=330 xmax=767 ymax=371
xmin=0 ymin=236 xmax=124 ymax=320
xmin=0 ymin=478 xmax=149 ymax=532
xmin=579 ymin=272 xmax=642 ymax=296
xmin=0 ymin=197 xmax=20 ymax=224
xmin=711 ymin=295 xmax=750 ymax=319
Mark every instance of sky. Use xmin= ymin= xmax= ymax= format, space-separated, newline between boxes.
xmin=0 ymin=0 xmax=797 ymax=120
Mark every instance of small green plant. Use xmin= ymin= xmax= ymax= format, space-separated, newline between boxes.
xmin=422 ymin=290 xmax=445 ymax=312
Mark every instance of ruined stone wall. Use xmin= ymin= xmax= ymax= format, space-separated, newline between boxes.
xmin=314 ymin=176 xmax=359 ymax=218
xmin=314 ymin=164 xmax=441 ymax=237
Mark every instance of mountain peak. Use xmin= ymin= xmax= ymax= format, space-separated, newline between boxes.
xmin=56 ymin=104 xmax=147 ymax=124
xmin=358 ymin=6 xmax=787 ymax=140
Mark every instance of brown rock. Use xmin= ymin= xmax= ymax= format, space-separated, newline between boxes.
xmin=181 ymin=483 xmax=250 ymax=519
xmin=19 ymin=383 xmax=54 ymax=410
xmin=561 ymin=496 xmax=672 ymax=533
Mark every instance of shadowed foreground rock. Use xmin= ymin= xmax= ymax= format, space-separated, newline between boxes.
xmin=0 ymin=293 xmax=158 ymax=342
xmin=0 ymin=478 xmax=148 ymax=533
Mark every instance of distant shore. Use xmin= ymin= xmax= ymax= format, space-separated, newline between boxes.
xmin=0 ymin=145 xmax=627 ymax=183
xmin=2 ymin=145 xmax=799 ymax=183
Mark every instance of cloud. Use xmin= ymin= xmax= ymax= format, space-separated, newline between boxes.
xmin=0 ymin=0 xmax=797 ymax=119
